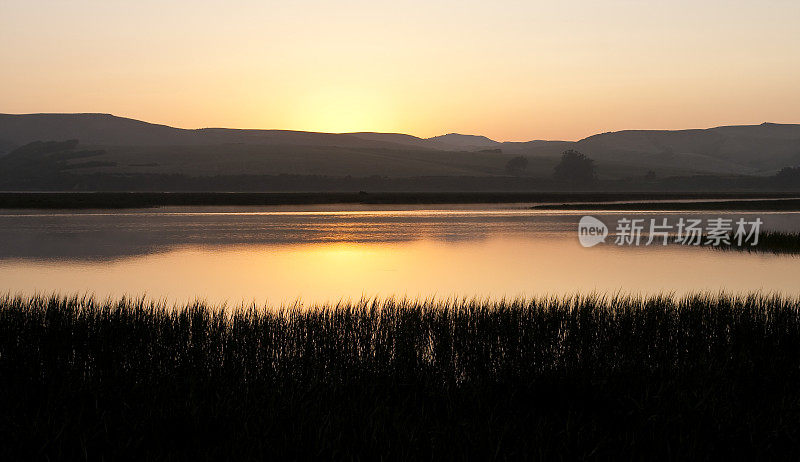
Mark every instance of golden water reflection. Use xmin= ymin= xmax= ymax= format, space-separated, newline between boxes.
xmin=2 ymin=236 xmax=798 ymax=305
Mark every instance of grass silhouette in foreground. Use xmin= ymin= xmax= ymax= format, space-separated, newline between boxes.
xmin=2 ymin=293 xmax=800 ymax=459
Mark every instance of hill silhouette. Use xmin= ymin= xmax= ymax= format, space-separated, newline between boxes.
xmin=1 ymin=113 xmax=798 ymax=179
xmin=425 ymin=133 xmax=501 ymax=150
xmin=576 ymin=123 xmax=800 ymax=175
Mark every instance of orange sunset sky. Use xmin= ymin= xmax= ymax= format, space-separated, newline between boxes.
xmin=2 ymin=0 xmax=799 ymax=141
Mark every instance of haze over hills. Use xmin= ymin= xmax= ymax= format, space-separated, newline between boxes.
xmin=578 ymin=123 xmax=800 ymax=175
xmin=424 ymin=133 xmax=501 ymax=150
xmin=0 ymin=113 xmax=798 ymax=180
xmin=0 ymin=113 xmax=410 ymax=150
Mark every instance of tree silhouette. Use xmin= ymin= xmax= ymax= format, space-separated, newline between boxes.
xmin=553 ymin=150 xmax=595 ymax=182
xmin=505 ymin=156 xmax=528 ymax=175
xmin=775 ymin=166 xmax=800 ymax=185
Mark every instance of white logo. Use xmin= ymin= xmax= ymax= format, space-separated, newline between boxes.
xmin=577 ymin=215 xmax=763 ymax=248
xmin=578 ymin=216 xmax=608 ymax=247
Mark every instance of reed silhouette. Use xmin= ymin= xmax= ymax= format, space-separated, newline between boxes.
xmin=2 ymin=293 xmax=800 ymax=459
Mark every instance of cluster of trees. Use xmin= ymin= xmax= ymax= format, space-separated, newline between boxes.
xmin=504 ymin=149 xmax=597 ymax=182
xmin=504 ymin=156 xmax=528 ymax=175
xmin=553 ymin=150 xmax=596 ymax=182
xmin=506 ymin=148 xmax=800 ymax=190
xmin=4 ymin=139 xmax=799 ymax=192
xmin=775 ymin=166 xmax=800 ymax=183
xmin=0 ymin=140 xmax=114 ymax=187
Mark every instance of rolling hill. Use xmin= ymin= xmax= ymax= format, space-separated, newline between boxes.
xmin=0 ymin=113 xmax=412 ymax=150
xmin=575 ymin=123 xmax=800 ymax=175
xmin=1 ymin=113 xmax=798 ymax=180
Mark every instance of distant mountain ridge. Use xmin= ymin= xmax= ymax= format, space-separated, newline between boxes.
xmin=0 ymin=113 xmax=408 ymax=150
xmin=576 ymin=123 xmax=800 ymax=174
xmin=424 ymin=133 xmax=501 ymax=149
xmin=0 ymin=114 xmax=509 ymax=153
xmin=1 ymin=113 xmax=799 ymax=176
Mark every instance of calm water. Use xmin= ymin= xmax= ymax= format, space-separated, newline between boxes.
xmin=1 ymin=204 xmax=799 ymax=305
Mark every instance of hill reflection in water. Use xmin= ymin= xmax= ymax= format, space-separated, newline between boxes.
xmin=1 ymin=206 xmax=799 ymax=304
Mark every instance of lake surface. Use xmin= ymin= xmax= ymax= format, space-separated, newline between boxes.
xmin=1 ymin=204 xmax=799 ymax=305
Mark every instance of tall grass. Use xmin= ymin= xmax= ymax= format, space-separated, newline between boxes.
xmin=2 ymin=293 xmax=800 ymax=459
xmin=728 ymin=230 xmax=800 ymax=254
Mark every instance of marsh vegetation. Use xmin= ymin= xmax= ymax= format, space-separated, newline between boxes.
xmin=723 ymin=230 xmax=800 ymax=254
xmin=2 ymin=293 xmax=800 ymax=459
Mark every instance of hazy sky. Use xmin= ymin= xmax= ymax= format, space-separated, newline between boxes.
xmin=2 ymin=0 xmax=799 ymax=141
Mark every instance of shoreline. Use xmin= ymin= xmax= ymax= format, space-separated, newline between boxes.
xmin=532 ymin=198 xmax=800 ymax=211
xmin=1 ymin=191 xmax=799 ymax=209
